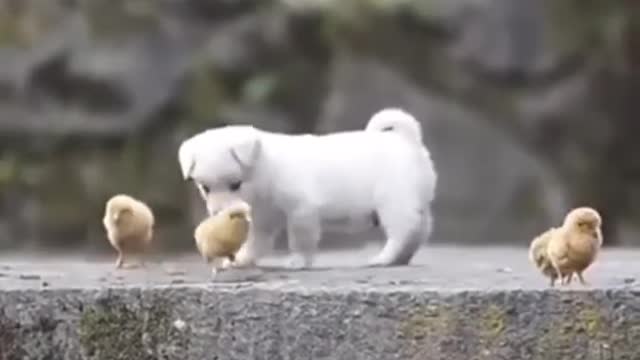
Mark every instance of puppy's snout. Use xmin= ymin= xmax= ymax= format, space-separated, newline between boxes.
xmin=206 ymin=202 xmax=220 ymax=216
xmin=205 ymin=192 xmax=241 ymax=216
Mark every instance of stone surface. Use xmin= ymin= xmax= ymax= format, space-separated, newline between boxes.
xmin=0 ymin=247 xmax=639 ymax=359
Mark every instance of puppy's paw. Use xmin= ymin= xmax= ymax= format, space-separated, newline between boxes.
xmin=285 ymin=253 xmax=312 ymax=270
xmin=366 ymin=256 xmax=392 ymax=268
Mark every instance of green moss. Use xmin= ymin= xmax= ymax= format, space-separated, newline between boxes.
xmin=577 ymin=308 xmax=605 ymax=338
xmin=79 ymin=297 xmax=183 ymax=360
xmin=0 ymin=2 xmax=67 ymax=47
xmin=479 ymin=305 xmax=507 ymax=340
xmin=535 ymin=301 xmax=610 ymax=359
xmin=83 ymin=0 xmax=160 ymax=41
xmin=182 ymin=60 xmax=226 ymax=131
xmin=0 ymin=153 xmax=19 ymax=187
xmin=399 ymin=304 xmax=456 ymax=341
xmin=0 ymin=13 xmax=27 ymax=46
xmin=544 ymin=0 xmax=622 ymax=57
xmin=0 ymin=9 xmax=41 ymax=47
xmin=5 ymin=136 xmax=193 ymax=250
xmin=37 ymin=156 xmax=89 ymax=228
xmin=242 ymin=73 xmax=279 ymax=105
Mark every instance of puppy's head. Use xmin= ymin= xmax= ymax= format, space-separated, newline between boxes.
xmin=178 ymin=126 xmax=262 ymax=215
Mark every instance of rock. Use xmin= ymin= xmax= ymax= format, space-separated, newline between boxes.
xmin=0 ymin=247 xmax=639 ymax=359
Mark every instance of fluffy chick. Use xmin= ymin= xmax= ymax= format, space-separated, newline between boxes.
xmin=194 ymin=201 xmax=252 ymax=277
xmin=546 ymin=207 xmax=603 ymax=286
xmin=529 ymin=227 xmax=563 ymax=287
xmin=103 ymin=194 xmax=155 ymax=269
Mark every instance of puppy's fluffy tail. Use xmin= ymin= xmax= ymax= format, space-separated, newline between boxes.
xmin=365 ymin=108 xmax=423 ymax=145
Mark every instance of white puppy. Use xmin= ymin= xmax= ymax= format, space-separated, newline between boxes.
xmin=178 ymin=108 xmax=437 ymax=268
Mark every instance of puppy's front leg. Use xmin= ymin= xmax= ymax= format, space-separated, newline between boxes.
xmin=286 ymin=213 xmax=321 ymax=269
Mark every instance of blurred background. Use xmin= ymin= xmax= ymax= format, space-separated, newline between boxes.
xmin=0 ymin=0 xmax=637 ymax=254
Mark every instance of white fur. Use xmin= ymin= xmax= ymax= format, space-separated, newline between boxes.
xmin=178 ymin=108 xmax=437 ymax=268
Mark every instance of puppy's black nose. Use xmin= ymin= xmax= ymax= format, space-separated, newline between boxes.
xmin=371 ymin=211 xmax=380 ymax=227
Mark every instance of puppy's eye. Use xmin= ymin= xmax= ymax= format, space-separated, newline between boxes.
xmin=229 ymin=181 xmax=242 ymax=192
xmin=381 ymin=126 xmax=394 ymax=131
xmin=201 ymin=184 xmax=210 ymax=194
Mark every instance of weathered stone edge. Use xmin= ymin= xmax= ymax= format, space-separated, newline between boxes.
xmin=1 ymin=286 xmax=639 ymax=360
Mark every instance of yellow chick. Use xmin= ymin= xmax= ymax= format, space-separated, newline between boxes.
xmin=194 ymin=201 xmax=252 ymax=277
xmin=102 ymin=194 xmax=155 ymax=269
xmin=546 ymin=207 xmax=603 ymax=286
xmin=529 ymin=227 xmax=563 ymax=287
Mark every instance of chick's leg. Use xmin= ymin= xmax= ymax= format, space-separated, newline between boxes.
xmin=567 ymin=273 xmax=574 ymax=285
xmin=115 ymin=251 xmax=124 ymax=269
xmin=121 ymin=253 xmax=142 ymax=269
xmin=551 ymin=262 xmax=564 ymax=286
xmin=577 ymin=272 xmax=589 ymax=286
xmin=209 ymin=258 xmax=227 ymax=281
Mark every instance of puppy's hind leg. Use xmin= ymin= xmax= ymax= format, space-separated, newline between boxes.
xmin=367 ymin=202 xmax=426 ymax=267
xmin=286 ymin=212 xmax=321 ymax=270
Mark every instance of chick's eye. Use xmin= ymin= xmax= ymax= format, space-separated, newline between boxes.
xmin=201 ymin=184 xmax=210 ymax=194
xmin=229 ymin=181 xmax=242 ymax=192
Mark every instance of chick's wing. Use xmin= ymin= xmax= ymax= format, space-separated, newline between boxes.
xmin=546 ymin=228 xmax=571 ymax=268
xmin=529 ymin=228 xmax=553 ymax=264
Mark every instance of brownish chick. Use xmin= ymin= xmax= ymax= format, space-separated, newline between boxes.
xmin=546 ymin=207 xmax=603 ymax=286
xmin=103 ymin=194 xmax=155 ymax=269
xmin=194 ymin=201 xmax=252 ymax=277
xmin=529 ymin=227 xmax=563 ymax=287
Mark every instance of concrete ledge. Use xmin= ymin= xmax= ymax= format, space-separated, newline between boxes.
xmin=1 ymin=248 xmax=639 ymax=359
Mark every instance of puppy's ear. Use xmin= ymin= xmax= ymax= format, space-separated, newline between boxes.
xmin=229 ymin=133 xmax=261 ymax=171
xmin=178 ymin=140 xmax=197 ymax=180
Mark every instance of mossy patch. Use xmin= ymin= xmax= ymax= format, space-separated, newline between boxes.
xmin=79 ymin=296 xmax=189 ymax=360
xmin=479 ymin=304 xmax=507 ymax=340
xmin=399 ymin=304 xmax=455 ymax=341
xmin=0 ymin=2 xmax=59 ymax=47
xmin=544 ymin=0 xmax=623 ymax=58
xmin=181 ymin=59 xmax=226 ymax=132
xmin=0 ymin=131 xmax=191 ymax=251
xmin=398 ymin=303 xmax=459 ymax=359
xmin=82 ymin=0 xmax=160 ymax=41
xmin=535 ymin=300 xmax=610 ymax=359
